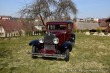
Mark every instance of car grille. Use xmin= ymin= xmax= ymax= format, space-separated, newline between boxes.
xmin=44 ymin=34 xmax=55 ymax=44
xmin=44 ymin=44 xmax=55 ymax=50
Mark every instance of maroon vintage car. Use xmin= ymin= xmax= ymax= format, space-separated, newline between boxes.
xmin=29 ymin=20 xmax=75 ymax=61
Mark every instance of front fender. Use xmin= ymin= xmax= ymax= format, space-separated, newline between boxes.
xmin=71 ymin=33 xmax=75 ymax=43
xmin=29 ymin=40 xmax=39 ymax=46
xmin=59 ymin=41 xmax=73 ymax=53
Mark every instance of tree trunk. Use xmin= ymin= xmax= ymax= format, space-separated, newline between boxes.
xmin=39 ymin=14 xmax=45 ymax=26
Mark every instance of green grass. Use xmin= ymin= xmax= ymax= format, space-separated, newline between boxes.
xmin=0 ymin=34 xmax=110 ymax=73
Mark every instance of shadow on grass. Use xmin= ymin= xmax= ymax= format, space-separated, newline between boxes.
xmin=0 ymin=48 xmax=12 ymax=58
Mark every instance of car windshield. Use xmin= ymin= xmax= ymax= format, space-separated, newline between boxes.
xmin=48 ymin=25 xmax=67 ymax=30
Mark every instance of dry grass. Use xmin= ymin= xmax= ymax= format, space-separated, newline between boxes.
xmin=0 ymin=33 xmax=110 ymax=73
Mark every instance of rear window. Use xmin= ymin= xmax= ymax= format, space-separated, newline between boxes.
xmin=48 ymin=25 xmax=67 ymax=30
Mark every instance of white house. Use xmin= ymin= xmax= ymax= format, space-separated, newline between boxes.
xmin=0 ymin=16 xmax=12 ymax=20
xmin=34 ymin=17 xmax=45 ymax=31
xmin=0 ymin=25 xmax=5 ymax=37
xmin=0 ymin=20 xmax=24 ymax=37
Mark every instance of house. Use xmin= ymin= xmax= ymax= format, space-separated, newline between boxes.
xmin=77 ymin=18 xmax=85 ymax=22
xmin=105 ymin=18 xmax=110 ymax=32
xmin=98 ymin=18 xmax=108 ymax=27
xmin=34 ymin=16 xmax=46 ymax=30
xmin=34 ymin=18 xmax=44 ymax=31
xmin=94 ymin=18 xmax=99 ymax=23
xmin=0 ymin=24 xmax=5 ymax=37
xmin=0 ymin=16 xmax=12 ymax=20
xmin=0 ymin=20 xmax=24 ymax=37
xmin=76 ymin=18 xmax=99 ymax=23
xmin=76 ymin=22 xmax=99 ymax=30
xmin=97 ymin=18 xmax=110 ymax=32
xmin=105 ymin=18 xmax=110 ymax=27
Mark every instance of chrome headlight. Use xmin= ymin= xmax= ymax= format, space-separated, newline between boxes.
xmin=53 ymin=38 xmax=59 ymax=44
xmin=39 ymin=38 xmax=44 ymax=43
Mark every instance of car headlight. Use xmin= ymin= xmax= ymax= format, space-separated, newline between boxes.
xmin=53 ymin=38 xmax=59 ymax=44
xmin=39 ymin=38 xmax=44 ymax=43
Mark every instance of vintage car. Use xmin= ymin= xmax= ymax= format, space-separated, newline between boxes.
xmin=29 ymin=20 xmax=75 ymax=61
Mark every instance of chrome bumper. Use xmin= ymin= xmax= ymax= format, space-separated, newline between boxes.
xmin=32 ymin=53 xmax=66 ymax=58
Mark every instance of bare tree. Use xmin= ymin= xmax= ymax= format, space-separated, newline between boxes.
xmin=20 ymin=0 xmax=57 ymax=26
xmin=55 ymin=0 xmax=78 ymax=20
xmin=20 ymin=0 xmax=77 ymax=25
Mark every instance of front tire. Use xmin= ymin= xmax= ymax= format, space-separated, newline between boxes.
xmin=65 ymin=49 xmax=69 ymax=62
xmin=32 ymin=46 xmax=38 ymax=58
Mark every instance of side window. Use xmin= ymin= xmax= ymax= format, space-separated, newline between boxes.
xmin=68 ymin=24 xmax=72 ymax=30
xmin=60 ymin=25 xmax=66 ymax=30
xmin=49 ymin=25 xmax=55 ymax=30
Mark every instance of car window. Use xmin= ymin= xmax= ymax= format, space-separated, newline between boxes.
xmin=68 ymin=24 xmax=72 ymax=30
xmin=48 ymin=25 xmax=67 ymax=30
xmin=68 ymin=24 xmax=71 ymax=30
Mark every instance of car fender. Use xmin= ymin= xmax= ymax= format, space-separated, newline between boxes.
xmin=59 ymin=41 xmax=73 ymax=53
xmin=29 ymin=40 xmax=40 ymax=46
xmin=71 ymin=33 xmax=75 ymax=43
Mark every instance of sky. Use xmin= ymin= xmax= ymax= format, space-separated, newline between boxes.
xmin=0 ymin=0 xmax=110 ymax=18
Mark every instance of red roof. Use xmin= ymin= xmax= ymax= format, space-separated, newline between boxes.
xmin=106 ymin=18 xmax=110 ymax=22
xmin=0 ymin=20 xmax=23 ymax=32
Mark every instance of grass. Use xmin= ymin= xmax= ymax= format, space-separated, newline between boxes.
xmin=0 ymin=33 xmax=110 ymax=73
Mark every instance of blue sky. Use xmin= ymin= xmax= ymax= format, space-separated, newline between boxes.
xmin=0 ymin=0 xmax=110 ymax=18
xmin=74 ymin=0 xmax=110 ymax=18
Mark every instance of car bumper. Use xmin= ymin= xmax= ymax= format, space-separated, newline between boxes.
xmin=32 ymin=53 xmax=66 ymax=58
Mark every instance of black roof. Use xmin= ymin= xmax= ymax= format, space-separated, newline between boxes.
xmin=47 ymin=20 xmax=73 ymax=24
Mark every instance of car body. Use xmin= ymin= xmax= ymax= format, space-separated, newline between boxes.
xmin=29 ymin=20 xmax=75 ymax=61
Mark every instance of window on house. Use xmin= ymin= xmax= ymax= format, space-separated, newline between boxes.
xmin=0 ymin=33 xmax=3 ymax=36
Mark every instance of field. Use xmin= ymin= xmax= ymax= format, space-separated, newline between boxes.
xmin=0 ymin=33 xmax=110 ymax=73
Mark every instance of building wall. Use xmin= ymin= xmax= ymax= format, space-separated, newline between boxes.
xmin=6 ymin=31 xmax=21 ymax=37
xmin=76 ymin=22 xmax=99 ymax=30
xmin=2 ymin=17 xmax=10 ymax=20
xmin=0 ymin=17 xmax=2 ymax=20
xmin=0 ymin=26 xmax=6 ymax=37
xmin=0 ymin=16 xmax=11 ymax=20
xmin=35 ymin=26 xmax=43 ymax=31
xmin=0 ymin=26 xmax=20 ymax=37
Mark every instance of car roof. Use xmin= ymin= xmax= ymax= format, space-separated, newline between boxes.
xmin=46 ymin=20 xmax=73 ymax=25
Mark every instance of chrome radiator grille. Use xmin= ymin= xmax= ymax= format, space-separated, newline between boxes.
xmin=44 ymin=34 xmax=55 ymax=44
xmin=44 ymin=44 xmax=55 ymax=50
